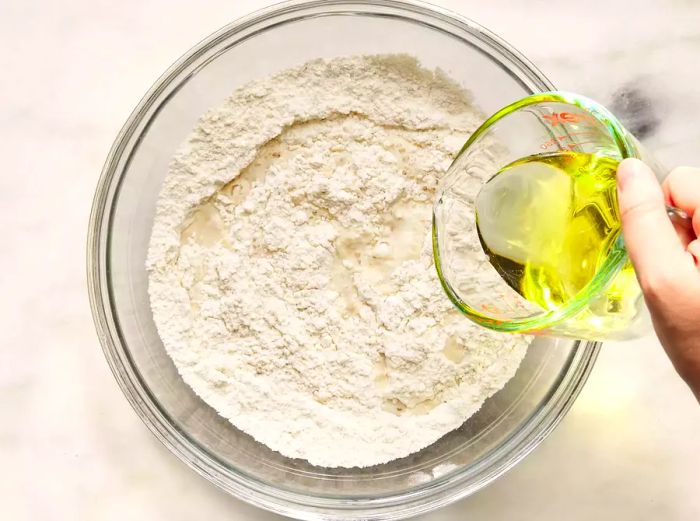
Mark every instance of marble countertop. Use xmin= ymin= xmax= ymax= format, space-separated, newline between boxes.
xmin=2 ymin=0 xmax=698 ymax=519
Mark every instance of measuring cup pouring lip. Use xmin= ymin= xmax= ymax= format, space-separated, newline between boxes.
xmin=433 ymin=91 xmax=640 ymax=334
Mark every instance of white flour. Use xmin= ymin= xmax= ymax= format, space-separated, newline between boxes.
xmin=147 ymin=55 xmax=529 ymax=468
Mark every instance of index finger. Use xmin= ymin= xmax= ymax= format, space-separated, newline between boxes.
xmin=663 ymin=166 xmax=700 ymax=237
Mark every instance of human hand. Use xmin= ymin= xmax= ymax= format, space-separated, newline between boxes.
xmin=616 ymin=158 xmax=700 ymax=401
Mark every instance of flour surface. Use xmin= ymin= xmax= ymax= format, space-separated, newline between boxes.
xmin=147 ymin=55 xmax=529 ymax=468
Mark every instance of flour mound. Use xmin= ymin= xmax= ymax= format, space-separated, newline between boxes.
xmin=147 ymin=55 xmax=528 ymax=468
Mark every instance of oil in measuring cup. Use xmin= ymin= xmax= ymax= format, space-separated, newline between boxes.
xmin=474 ymin=151 xmax=642 ymax=334
xmin=430 ymin=92 xmax=682 ymax=339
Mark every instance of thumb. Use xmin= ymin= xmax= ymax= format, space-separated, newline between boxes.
xmin=617 ymin=158 xmax=687 ymax=282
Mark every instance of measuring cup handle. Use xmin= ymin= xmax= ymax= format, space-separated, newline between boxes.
xmin=666 ymin=205 xmax=694 ymax=233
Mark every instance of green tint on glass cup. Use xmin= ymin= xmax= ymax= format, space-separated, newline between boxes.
xmin=433 ymin=91 xmax=690 ymax=341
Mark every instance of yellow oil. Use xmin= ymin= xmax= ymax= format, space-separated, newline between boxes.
xmin=475 ymin=151 xmax=641 ymax=333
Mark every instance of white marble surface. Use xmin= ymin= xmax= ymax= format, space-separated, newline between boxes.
xmin=1 ymin=0 xmax=699 ymax=519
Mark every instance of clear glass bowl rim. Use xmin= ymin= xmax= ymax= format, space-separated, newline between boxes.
xmin=86 ymin=1 xmax=600 ymax=519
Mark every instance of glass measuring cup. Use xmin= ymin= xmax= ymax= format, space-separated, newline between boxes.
xmin=432 ymin=91 xmax=688 ymax=341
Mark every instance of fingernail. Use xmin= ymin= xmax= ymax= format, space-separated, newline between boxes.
xmin=617 ymin=158 xmax=647 ymax=192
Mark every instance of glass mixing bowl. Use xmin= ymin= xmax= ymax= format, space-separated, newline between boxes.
xmin=87 ymin=1 xmax=599 ymax=518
